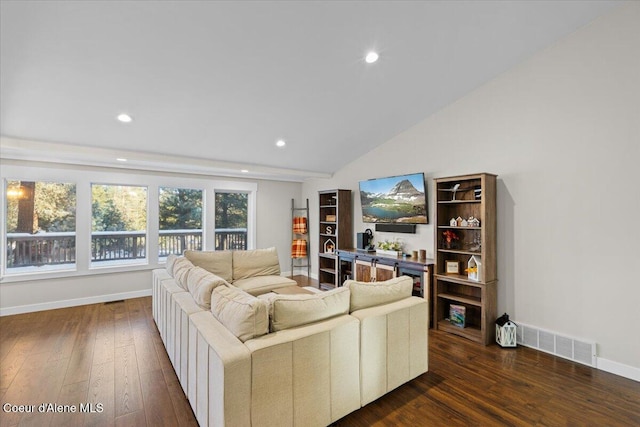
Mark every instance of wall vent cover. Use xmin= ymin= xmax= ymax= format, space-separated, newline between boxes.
xmin=516 ymin=322 xmax=596 ymax=367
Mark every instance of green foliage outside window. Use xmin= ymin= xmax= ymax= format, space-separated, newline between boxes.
xmin=159 ymin=188 xmax=202 ymax=230
xmin=215 ymin=192 xmax=247 ymax=229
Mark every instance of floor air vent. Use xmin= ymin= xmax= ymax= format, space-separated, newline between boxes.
xmin=516 ymin=322 xmax=597 ymax=367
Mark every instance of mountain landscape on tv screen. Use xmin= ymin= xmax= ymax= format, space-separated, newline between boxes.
xmin=360 ymin=178 xmax=427 ymax=223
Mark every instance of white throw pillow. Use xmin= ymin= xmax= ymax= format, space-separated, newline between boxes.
xmin=344 ymin=276 xmax=413 ymax=312
xmin=270 ymin=287 xmax=350 ymax=332
xmin=187 ymin=267 xmax=229 ymax=309
xmin=210 ymin=285 xmax=269 ymax=342
xmin=165 ymin=254 xmax=179 ymax=276
xmin=184 ymin=250 xmax=233 ymax=283
xmin=172 ymin=257 xmax=195 ymax=290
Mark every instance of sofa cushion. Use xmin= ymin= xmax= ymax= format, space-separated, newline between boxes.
xmin=173 ymin=257 xmax=195 ymax=290
xmin=343 ymin=276 xmax=413 ymax=312
xmin=210 ymin=285 xmax=269 ymax=342
xmin=270 ymin=287 xmax=350 ymax=332
xmin=184 ymin=250 xmax=233 ymax=283
xmin=232 ymin=275 xmax=297 ymax=296
xmin=165 ymin=254 xmax=179 ymax=276
xmin=232 ymin=247 xmax=280 ymax=281
xmin=187 ymin=267 xmax=229 ymax=309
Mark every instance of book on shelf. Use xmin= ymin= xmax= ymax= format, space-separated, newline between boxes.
xmin=449 ymin=304 xmax=466 ymax=328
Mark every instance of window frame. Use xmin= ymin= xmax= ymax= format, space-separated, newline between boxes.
xmin=0 ymin=163 xmax=257 ymax=283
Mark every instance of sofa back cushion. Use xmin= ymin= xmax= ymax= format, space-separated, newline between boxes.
xmin=187 ymin=267 xmax=229 ymax=309
xmin=210 ymin=285 xmax=269 ymax=342
xmin=269 ymin=287 xmax=350 ymax=332
xmin=232 ymin=247 xmax=280 ymax=281
xmin=172 ymin=257 xmax=195 ymax=290
xmin=344 ymin=276 xmax=413 ymax=312
xmin=184 ymin=250 xmax=233 ymax=283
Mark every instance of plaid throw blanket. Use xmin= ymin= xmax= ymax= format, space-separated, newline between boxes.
xmin=293 ymin=216 xmax=308 ymax=234
xmin=291 ymin=239 xmax=307 ymax=258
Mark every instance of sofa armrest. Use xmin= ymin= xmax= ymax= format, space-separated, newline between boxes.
xmin=189 ymin=311 xmax=252 ymax=427
xmin=244 ymin=315 xmax=361 ymax=426
xmin=351 ymin=296 xmax=429 ymax=406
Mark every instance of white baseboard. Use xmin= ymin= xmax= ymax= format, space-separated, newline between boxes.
xmin=597 ymin=357 xmax=640 ymax=382
xmin=0 ymin=289 xmax=152 ymax=316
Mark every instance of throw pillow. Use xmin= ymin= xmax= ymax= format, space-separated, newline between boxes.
xmin=343 ymin=276 xmax=413 ymax=312
xmin=165 ymin=254 xmax=179 ymax=276
xmin=172 ymin=257 xmax=195 ymax=290
xmin=187 ymin=267 xmax=229 ymax=309
xmin=210 ymin=285 xmax=269 ymax=342
xmin=270 ymin=287 xmax=350 ymax=332
xmin=184 ymin=250 xmax=233 ymax=283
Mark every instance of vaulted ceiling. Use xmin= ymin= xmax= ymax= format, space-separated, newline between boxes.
xmin=0 ymin=1 xmax=619 ymax=181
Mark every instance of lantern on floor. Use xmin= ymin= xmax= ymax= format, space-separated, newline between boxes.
xmin=495 ymin=313 xmax=517 ymax=348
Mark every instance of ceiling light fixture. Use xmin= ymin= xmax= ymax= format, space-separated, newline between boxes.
xmin=241 ymin=169 xmax=249 ymax=173
xmin=116 ymin=158 xmax=128 ymax=162
xmin=276 ymin=139 xmax=286 ymax=148
xmin=365 ymin=51 xmax=379 ymax=64
xmin=117 ymin=113 xmax=133 ymax=123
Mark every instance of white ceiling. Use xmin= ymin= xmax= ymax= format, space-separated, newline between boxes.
xmin=0 ymin=1 xmax=620 ymax=181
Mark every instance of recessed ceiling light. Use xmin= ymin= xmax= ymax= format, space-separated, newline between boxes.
xmin=365 ymin=51 xmax=379 ymax=64
xmin=241 ymin=169 xmax=249 ymax=173
xmin=117 ymin=113 xmax=133 ymax=123
xmin=276 ymin=139 xmax=286 ymax=148
xmin=116 ymin=158 xmax=128 ymax=162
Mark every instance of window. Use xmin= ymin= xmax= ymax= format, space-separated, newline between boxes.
xmin=215 ymin=191 xmax=248 ymax=250
xmin=5 ymin=180 xmax=76 ymax=273
xmin=91 ymin=184 xmax=147 ymax=265
xmin=158 ymin=187 xmax=203 ymax=257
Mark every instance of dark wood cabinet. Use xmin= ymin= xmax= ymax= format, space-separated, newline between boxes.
xmin=318 ymin=190 xmax=352 ymax=290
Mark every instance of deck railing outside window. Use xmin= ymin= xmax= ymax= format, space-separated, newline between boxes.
xmin=6 ymin=229 xmax=248 ymax=268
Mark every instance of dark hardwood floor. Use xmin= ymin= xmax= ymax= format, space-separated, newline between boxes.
xmin=1 ymin=276 xmax=638 ymax=426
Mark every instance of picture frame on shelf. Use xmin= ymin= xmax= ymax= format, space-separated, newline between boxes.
xmin=445 ymin=260 xmax=459 ymax=274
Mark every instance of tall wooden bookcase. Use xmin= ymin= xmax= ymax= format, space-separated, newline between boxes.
xmin=318 ymin=190 xmax=352 ymax=290
xmin=433 ymin=173 xmax=497 ymax=345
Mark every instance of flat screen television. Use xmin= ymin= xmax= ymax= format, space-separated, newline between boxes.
xmin=359 ymin=172 xmax=428 ymax=224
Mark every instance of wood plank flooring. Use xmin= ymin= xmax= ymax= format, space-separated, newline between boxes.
xmin=1 ymin=277 xmax=638 ymax=426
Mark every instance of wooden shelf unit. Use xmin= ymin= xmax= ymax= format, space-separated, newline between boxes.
xmin=433 ymin=173 xmax=497 ymax=345
xmin=318 ymin=190 xmax=352 ymax=290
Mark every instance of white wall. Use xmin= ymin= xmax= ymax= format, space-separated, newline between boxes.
xmin=0 ymin=160 xmax=301 ymax=313
xmin=303 ymin=4 xmax=640 ymax=372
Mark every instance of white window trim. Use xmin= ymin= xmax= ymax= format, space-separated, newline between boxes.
xmin=0 ymin=163 xmax=257 ymax=283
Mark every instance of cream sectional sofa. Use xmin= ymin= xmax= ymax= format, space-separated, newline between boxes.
xmin=152 ymin=250 xmax=429 ymax=427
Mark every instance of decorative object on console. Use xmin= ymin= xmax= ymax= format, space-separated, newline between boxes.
xmin=359 ymin=172 xmax=428 ymax=224
xmin=376 ymin=238 xmax=403 ymax=257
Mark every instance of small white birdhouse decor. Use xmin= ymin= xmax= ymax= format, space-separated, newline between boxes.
xmin=466 ymin=255 xmax=481 ymax=281
xmin=496 ymin=313 xmax=517 ymax=348
xmin=323 ymin=239 xmax=335 ymax=254
xmin=450 ymin=218 xmax=457 ymax=227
